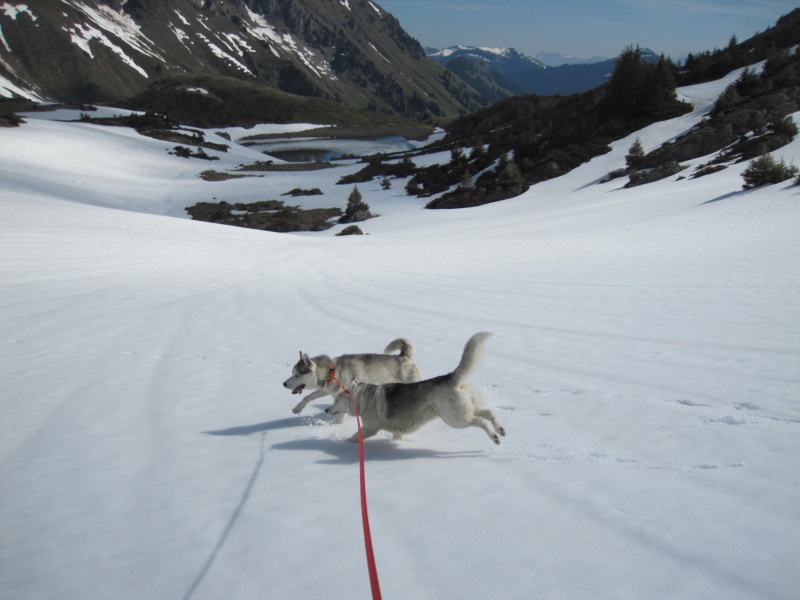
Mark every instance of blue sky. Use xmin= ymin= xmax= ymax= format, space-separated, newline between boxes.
xmin=376 ymin=0 xmax=798 ymax=60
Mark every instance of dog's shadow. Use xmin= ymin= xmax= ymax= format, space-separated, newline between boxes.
xmin=203 ymin=414 xmax=486 ymax=463
xmin=271 ymin=436 xmax=486 ymax=465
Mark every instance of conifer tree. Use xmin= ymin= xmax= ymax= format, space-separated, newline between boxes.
xmin=339 ymin=185 xmax=373 ymax=223
xmin=602 ymin=45 xmax=648 ymax=116
xmin=626 ymin=138 xmax=646 ymax=169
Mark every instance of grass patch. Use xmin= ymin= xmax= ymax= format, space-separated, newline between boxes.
xmin=186 ymin=200 xmax=342 ymax=233
xmin=199 ymin=170 xmax=261 ymax=181
xmin=122 ymin=74 xmax=433 ymax=129
xmin=234 ymin=161 xmax=336 ymax=172
xmin=141 ymin=129 xmax=229 ymax=152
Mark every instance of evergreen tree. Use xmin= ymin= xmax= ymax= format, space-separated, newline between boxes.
xmin=459 ymin=170 xmax=474 ymax=190
xmin=742 ymin=150 xmax=798 ymax=189
xmin=626 ymin=138 xmax=646 ymax=169
xmin=602 ymin=47 xmax=681 ymax=119
xmin=339 ymin=185 xmax=373 ymax=223
xmin=602 ymin=45 xmax=649 ymax=116
xmin=646 ymin=54 xmax=679 ymax=115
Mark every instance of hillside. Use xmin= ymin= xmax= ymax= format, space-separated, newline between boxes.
xmin=1 ymin=65 xmax=799 ymax=600
xmin=0 ymin=0 xmax=483 ymax=117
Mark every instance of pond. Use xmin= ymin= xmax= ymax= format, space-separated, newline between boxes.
xmin=247 ymin=136 xmax=418 ymax=163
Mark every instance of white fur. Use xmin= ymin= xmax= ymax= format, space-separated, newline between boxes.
xmin=283 ymin=338 xmax=422 ymax=423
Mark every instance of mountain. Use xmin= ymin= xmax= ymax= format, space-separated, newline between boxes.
xmin=535 ymin=51 xmax=611 ymax=67
xmin=428 ymin=45 xmax=661 ymax=96
xmin=436 ymin=56 xmax=522 ymax=103
xmin=427 ymin=46 xmax=546 ymax=94
xmin=0 ymin=0 xmax=484 ymax=117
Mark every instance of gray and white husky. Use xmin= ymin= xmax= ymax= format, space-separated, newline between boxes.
xmin=283 ymin=338 xmax=423 ymax=420
xmin=326 ymin=332 xmax=506 ymax=444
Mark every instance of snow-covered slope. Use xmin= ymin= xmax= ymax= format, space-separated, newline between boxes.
xmin=1 ymin=70 xmax=798 ymax=600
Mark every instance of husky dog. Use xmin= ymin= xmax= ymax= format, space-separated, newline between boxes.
xmin=326 ymin=332 xmax=505 ymax=444
xmin=283 ymin=338 xmax=422 ymax=420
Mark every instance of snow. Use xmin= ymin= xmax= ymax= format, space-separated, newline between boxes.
xmin=0 ymin=2 xmax=37 ymax=53
xmin=61 ymin=0 xmax=163 ymax=66
xmin=196 ymin=32 xmax=252 ymax=75
xmin=1 ymin=68 xmax=799 ymax=600
xmin=0 ymin=71 xmax=47 ymax=101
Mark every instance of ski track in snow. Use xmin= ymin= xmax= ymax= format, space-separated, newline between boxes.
xmin=1 ymin=66 xmax=799 ymax=600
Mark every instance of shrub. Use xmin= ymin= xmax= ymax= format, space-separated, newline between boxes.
xmin=714 ymin=84 xmax=741 ymax=113
xmin=625 ymin=162 xmax=685 ymax=187
xmin=769 ymin=116 xmax=799 ymax=139
xmin=692 ymin=164 xmax=728 ymax=179
xmin=336 ymin=225 xmax=364 ymax=236
xmin=741 ymin=152 xmax=798 ymax=189
xmin=282 ymin=188 xmax=323 ymax=197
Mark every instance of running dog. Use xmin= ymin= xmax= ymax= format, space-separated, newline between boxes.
xmin=326 ymin=332 xmax=505 ymax=444
xmin=283 ymin=338 xmax=422 ymax=421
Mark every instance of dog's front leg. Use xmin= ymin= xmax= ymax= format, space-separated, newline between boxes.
xmin=347 ymin=428 xmax=379 ymax=443
xmin=292 ymin=389 xmax=328 ymax=414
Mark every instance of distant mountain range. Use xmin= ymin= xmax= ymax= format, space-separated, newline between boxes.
xmin=535 ymin=52 xmax=611 ymax=67
xmin=427 ymin=45 xmax=659 ymax=96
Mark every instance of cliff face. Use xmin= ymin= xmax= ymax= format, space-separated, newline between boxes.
xmin=0 ymin=0 xmax=483 ymax=116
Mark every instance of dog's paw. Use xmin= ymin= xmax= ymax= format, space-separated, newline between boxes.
xmin=292 ymin=405 xmax=303 ymax=414
xmin=498 ymin=426 xmax=507 ymax=437
xmin=492 ymin=434 xmax=501 ymax=445
xmin=347 ymin=434 xmax=360 ymax=443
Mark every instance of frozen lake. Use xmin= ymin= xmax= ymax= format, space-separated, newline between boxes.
xmin=246 ymin=135 xmax=418 ymax=161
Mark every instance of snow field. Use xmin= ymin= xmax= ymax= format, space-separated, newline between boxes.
xmin=1 ymin=67 xmax=798 ymax=599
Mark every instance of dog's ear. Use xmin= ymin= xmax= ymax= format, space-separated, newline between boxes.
xmin=300 ymin=352 xmax=311 ymax=365
xmin=351 ymin=378 xmax=360 ymax=388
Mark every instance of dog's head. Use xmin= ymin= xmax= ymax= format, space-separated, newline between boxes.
xmin=324 ymin=392 xmax=353 ymax=417
xmin=324 ymin=380 xmax=361 ymax=417
xmin=283 ymin=352 xmax=316 ymax=395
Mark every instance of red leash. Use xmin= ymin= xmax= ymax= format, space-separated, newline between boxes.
xmin=329 ymin=366 xmax=383 ymax=600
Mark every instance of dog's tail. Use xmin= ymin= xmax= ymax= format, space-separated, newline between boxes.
xmin=384 ymin=338 xmax=415 ymax=358
xmin=450 ymin=332 xmax=492 ymax=385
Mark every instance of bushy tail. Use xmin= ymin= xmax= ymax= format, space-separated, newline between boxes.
xmin=450 ymin=332 xmax=492 ymax=385
xmin=384 ymin=338 xmax=415 ymax=358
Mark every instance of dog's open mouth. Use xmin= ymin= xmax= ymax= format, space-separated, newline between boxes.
xmin=291 ymin=385 xmax=305 ymax=395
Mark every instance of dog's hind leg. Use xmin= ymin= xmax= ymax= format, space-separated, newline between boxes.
xmin=440 ymin=407 xmax=503 ymax=445
xmin=476 ymin=408 xmax=506 ymax=438
xmin=469 ymin=417 xmax=502 ymax=445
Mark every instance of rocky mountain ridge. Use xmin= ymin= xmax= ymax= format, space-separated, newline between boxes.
xmin=0 ymin=0 xmax=483 ymax=117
